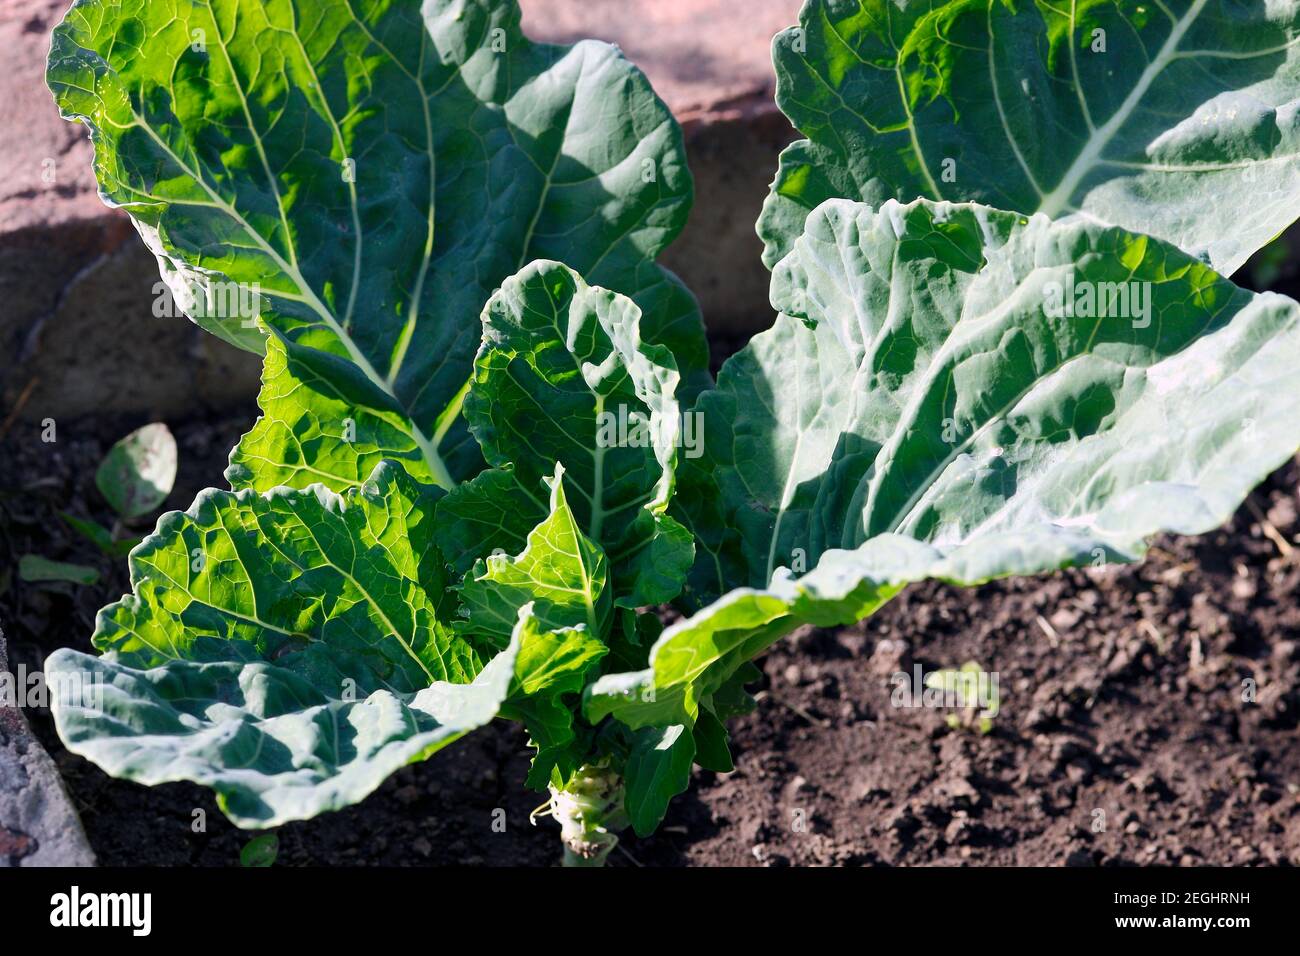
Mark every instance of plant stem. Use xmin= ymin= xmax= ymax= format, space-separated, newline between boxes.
xmin=548 ymin=762 xmax=627 ymax=867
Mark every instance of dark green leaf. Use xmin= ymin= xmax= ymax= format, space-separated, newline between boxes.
xmin=624 ymin=723 xmax=694 ymax=837
xmin=691 ymin=707 xmax=734 ymax=773
xmin=763 ymin=0 xmax=1300 ymax=275
xmin=18 ymin=555 xmax=99 ymax=586
xmin=59 ymin=512 xmax=114 ymax=555
xmin=50 ymin=0 xmax=708 ymax=493
xmin=434 ymin=466 xmax=539 ymax=578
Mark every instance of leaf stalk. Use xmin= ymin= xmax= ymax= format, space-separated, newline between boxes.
xmin=548 ymin=761 xmax=627 ymax=867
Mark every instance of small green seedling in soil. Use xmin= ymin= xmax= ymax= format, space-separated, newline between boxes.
xmin=239 ymin=833 xmax=279 ymax=868
xmin=17 ymin=554 xmax=99 ymax=587
xmin=28 ymin=424 xmax=176 ymax=584
xmin=94 ymin=422 xmax=177 ymax=521
xmin=926 ymin=662 xmax=1000 ymax=736
xmin=58 ymin=511 xmax=138 ymax=559
xmin=59 ymin=422 xmax=178 ymax=559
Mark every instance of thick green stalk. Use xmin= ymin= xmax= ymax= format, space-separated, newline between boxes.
xmin=549 ymin=762 xmax=627 ymax=867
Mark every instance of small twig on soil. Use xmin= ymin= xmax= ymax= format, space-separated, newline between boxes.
xmin=1146 ymin=547 xmax=1198 ymax=579
xmin=1244 ymin=498 xmax=1294 ymax=559
xmin=616 ymin=844 xmax=644 ymax=868
xmin=1158 ymin=561 xmax=1198 ymax=581
xmin=777 ymin=697 xmax=831 ymax=728
xmin=0 ymin=377 xmax=39 ymax=441
xmin=1138 ymin=619 xmax=1167 ymax=655
xmin=1146 ymin=545 xmax=1180 ymax=563
xmin=1035 ymin=614 xmax=1061 ymax=648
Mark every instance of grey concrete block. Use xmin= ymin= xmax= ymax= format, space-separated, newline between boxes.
xmin=0 ymin=626 xmax=96 ymax=866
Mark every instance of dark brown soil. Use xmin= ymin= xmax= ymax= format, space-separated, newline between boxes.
xmin=3 ymin=403 xmax=1299 ymax=868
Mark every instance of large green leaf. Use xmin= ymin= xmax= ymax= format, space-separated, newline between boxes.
xmin=44 ymin=462 xmax=498 ymax=826
xmin=623 ymin=724 xmax=695 ymax=836
xmin=90 ymin=460 xmax=476 ymax=684
xmin=606 ymin=196 xmax=1300 ymax=726
xmin=50 ymin=0 xmax=708 ymax=492
xmin=225 ymin=336 xmax=466 ymax=491
xmin=761 ymin=0 xmax=1300 ymax=275
xmin=48 ymin=624 xmax=521 ymax=829
xmin=439 ymin=260 xmax=693 ymax=604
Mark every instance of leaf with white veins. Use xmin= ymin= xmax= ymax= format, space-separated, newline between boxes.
xmin=49 ymin=0 xmax=709 ymax=492
xmin=605 ymin=196 xmax=1300 ymax=727
xmin=48 ymin=626 xmax=522 ymax=829
xmin=762 ymin=0 xmax=1300 ymax=275
xmin=443 ymin=260 xmax=692 ymax=605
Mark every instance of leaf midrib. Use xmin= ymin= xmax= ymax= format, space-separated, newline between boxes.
xmin=1036 ymin=0 xmax=1211 ymax=216
xmin=128 ymin=114 xmax=456 ymax=490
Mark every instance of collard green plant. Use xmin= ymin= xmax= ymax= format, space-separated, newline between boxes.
xmin=45 ymin=0 xmax=1300 ymax=865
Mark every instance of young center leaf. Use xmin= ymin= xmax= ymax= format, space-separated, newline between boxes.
xmin=760 ymin=0 xmax=1300 ymax=274
xmin=49 ymin=0 xmax=709 ymax=493
xmin=437 ymin=260 xmax=693 ymax=607
xmin=458 ymin=464 xmax=612 ymax=644
xmin=499 ymin=609 xmax=608 ymax=791
xmin=601 ymin=196 xmax=1300 ymax=729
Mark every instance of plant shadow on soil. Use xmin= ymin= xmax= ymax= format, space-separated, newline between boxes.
xmin=6 ymin=263 xmax=1300 ymax=864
